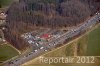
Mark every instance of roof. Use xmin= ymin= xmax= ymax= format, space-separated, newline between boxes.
xmin=0 ymin=13 xmax=6 ymax=20
xmin=0 ymin=16 xmax=6 ymax=20
xmin=40 ymin=34 xmax=50 ymax=39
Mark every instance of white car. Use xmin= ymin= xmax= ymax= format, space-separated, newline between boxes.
xmin=34 ymin=50 xmax=38 ymax=52
xmin=53 ymin=43 xmax=56 ymax=46
xmin=36 ymin=43 xmax=39 ymax=46
xmin=28 ymin=35 xmax=32 ymax=38
xmin=28 ymin=40 xmax=33 ymax=44
xmin=44 ymin=50 xmax=48 ymax=51
xmin=40 ymin=47 xmax=44 ymax=49
xmin=24 ymin=35 xmax=28 ymax=39
xmin=96 ymin=13 xmax=99 ymax=15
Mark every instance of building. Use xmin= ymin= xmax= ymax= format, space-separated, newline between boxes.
xmin=0 ymin=12 xmax=6 ymax=25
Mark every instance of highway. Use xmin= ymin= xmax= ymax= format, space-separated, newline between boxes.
xmin=4 ymin=13 xmax=100 ymax=66
xmin=46 ymin=13 xmax=100 ymax=49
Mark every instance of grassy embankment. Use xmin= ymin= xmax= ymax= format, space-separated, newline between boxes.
xmin=0 ymin=44 xmax=19 ymax=62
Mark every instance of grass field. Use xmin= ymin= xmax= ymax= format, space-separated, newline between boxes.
xmin=86 ymin=27 xmax=100 ymax=56
xmin=77 ymin=35 xmax=88 ymax=56
xmin=44 ymin=43 xmax=74 ymax=57
xmin=0 ymin=44 xmax=19 ymax=62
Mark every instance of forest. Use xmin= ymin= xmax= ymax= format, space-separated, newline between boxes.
xmin=3 ymin=0 xmax=100 ymax=50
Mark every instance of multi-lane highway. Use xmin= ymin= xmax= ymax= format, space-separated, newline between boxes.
xmin=46 ymin=13 xmax=100 ymax=49
xmin=4 ymin=13 xmax=100 ymax=66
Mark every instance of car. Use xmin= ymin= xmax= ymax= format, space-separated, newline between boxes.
xmin=48 ymin=44 xmax=51 ymax=46
xmin=21 ymin=35 xmax=24 ymax=37
xmin=28 ymin=40 xmax=33 ymax=44
xmin=9 ymin=61 xmax=14 ymax=64
xmin=96 ymin=13 xmax=98 ymax=14
xmin=30 ymin=52 xmax=34 ymax=54
xmin=53 ymin=43 xmax=56 ymax=46
xmin=24 ymin=55 xmax=26 ymax=57
xmin=25 ymin=55 xmax=28 ymax=57
xmin=34 ymin=50 xmax=38 ymax=52
xmin=24 ymin=35 xmax=28 ymax=39
xmin=35 ymin=36 xmax=40 ymax=39
xmin=44 ymin=50 xmax=48 ymax=51
xmin=96 ymin=13 xmax=99 ymax=15
xmin=2 ymin=39 xmax=6 ymax=42
xmin=29 ymin=52 xmax=33 ymax=55
xmin=36 ymin=43 xmax=39 ymax=46
xmin=27 ymin=35 xmax=32 ymax=38
xmin=15 ymin=59 xmax=19 ymax=62
xmin=56 ymin=35 xmax=60 ymax=38
xmin=40 ymin=47 xmax=44 ymax=49
xmin=28 ymin=53 xmax=31 ymax=55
